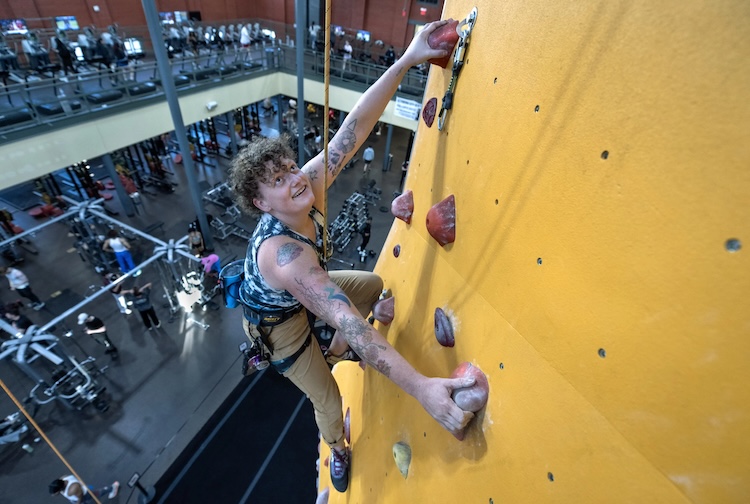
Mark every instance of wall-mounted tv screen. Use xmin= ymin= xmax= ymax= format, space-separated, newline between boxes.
xmin=159 ymin=12 xmax=175 ymax=25
xmin=174 ymin=11 xmax=189 ymax=23
xmin=0 ymin=18 xmax=29 ymax=35
xmin=332 ymin=25 xmax=345 ymax=36
xmin=356 ymin=30 xmax=371 ymax=42
xmin=123 ymin=38 xmax=143 ymax=55
xmin=55 ymin=16 xmax=79 ymax=31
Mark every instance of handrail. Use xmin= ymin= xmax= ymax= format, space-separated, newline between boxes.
xmin=0 ymin=41 xmax=426 ymax=146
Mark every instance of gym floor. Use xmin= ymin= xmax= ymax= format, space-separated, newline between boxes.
xmin=0 ymin=102 xmax=413 ymax=503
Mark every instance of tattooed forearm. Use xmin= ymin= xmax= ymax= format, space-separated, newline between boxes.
xmin=277 ymin=243 xmax=303 ymax=267
xmin=338 ymin=315 xmax=390 ymax=377
xmin=324 ymin=287 xmax=351 ymax=306
xmin=292 ymin=269 xmax=391 ymax=376
xmin=334 ymin=119 xmax=357 ymax=154
xmin=293 ymin=268 xmax=344 ymax=322
xmin=326 ymin=148 xmax=341 ymax=175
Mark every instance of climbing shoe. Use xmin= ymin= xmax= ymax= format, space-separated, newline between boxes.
xmin=108 ymin=481 xmax=120 ymax=499
xmin=330 ymin=447 xmax=350 ymax=493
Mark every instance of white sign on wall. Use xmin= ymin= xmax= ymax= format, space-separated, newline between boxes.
xmin=394 ymin=96 xmax=422 ymax=121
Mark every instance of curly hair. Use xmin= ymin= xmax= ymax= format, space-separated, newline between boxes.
xmin=228 ymin=135 xmax=295 ymax=216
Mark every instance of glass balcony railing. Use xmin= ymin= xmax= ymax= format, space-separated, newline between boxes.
xmin=0 ymin=22 xmax=427 ymax=146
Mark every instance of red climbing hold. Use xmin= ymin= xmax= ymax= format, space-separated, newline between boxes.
xmin=422 ymin=97 xmax=437 ymax=127
xmin=451 ymin=362 xmax=489 ymax=413
xmin=427 ymin=19 xmax=460 ymax=68
xmin=344 ymin=407 xmax=351 ymax=444
xmin=434 ymin=307 xmax=454 ymax=347
xmin=426 ymin=195 xmax=456 ymax=246
xmin=391 ymin=190 xmax=414 ymax=224
xmin=450 ymin=362 xmax=489 ymax=440
xmin=373 ymin=296 xmax=395 ymax=325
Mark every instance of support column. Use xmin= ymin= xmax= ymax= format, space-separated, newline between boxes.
xmin=295 ymin=0 xmax=307 ymax=165
xmin=141 ymin=0 xmax=214 ymax=250
xmin=383 ymin=123 xmax=394 ymax=171
xmin=225 ymin=112 xmax=238 ymax=156
xmin=276 ymin=95 xmax=284 ymax=136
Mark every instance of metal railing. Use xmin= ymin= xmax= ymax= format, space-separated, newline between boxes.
xmin=0 ymin=24 xmax=426 ymax=145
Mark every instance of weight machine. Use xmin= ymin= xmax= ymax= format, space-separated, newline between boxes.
xmin=0 ymin=320 xmax=110 ymax=413
xmin=329 ymin=192 xmax=370 ymax=253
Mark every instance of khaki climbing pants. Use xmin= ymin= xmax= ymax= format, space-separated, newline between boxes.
xmin=242 ymin=270 xmax=383 ymax=448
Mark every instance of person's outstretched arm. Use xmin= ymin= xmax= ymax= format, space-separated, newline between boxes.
xmin=302 ymin=20 xmax=449 ymax=204
xmin=257 ymin=235 xmax=474 ymax=436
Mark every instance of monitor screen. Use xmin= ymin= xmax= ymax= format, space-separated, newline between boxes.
xmin=174 ymin=11 xmax=189 ymax=23
xmin=55 ymin=16 xmax=79 ymax=31
xmin=332 ymin=25 xmax=345 ymax=36
xmin=123 ymin=38 xmax=143 ymax=55
xmin=159 ymin=12 xmax=175 ymax=25
xmin=356 ymin=30 xmax=371 ymax=42
xmin=0 ymin=18 xmax=28 ymax=35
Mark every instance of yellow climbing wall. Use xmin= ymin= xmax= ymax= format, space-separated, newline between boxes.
xmin=321 ymin=0 xmax=750 ymax=502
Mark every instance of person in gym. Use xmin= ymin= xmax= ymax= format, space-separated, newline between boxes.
xmin=49 ymin=475 xmax=119 ymax=503
xmin=362 ymin=145 xmax=375 ymax=175
xmin=227 ymin=20 xmax=474 ymax=494
xmin=0 ymin=266 xmax=44 ymax=311
xmin=78 ymin=312 xmax=118 ymax=358
xmin=102 ymin=229 xmax=135 ymax=273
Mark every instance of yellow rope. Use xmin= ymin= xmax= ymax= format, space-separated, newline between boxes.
xmin=322 ymin=0 xmax=332 ymax=260
xmin=0 ymin=378 xmax=103 ymax=504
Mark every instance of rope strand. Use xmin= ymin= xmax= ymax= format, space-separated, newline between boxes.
xmin=0 ymin=378 xmax=103 ymax=504
xmin=322 ymin=0 xmax=332 ymax=260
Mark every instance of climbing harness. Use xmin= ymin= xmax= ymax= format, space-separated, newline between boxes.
xmin=438 ymin=7 xmax=478 ymax=131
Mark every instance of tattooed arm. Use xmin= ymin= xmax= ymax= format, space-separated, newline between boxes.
xmin=258 ymin=235 xmax=475 ymax=436
xmin=302 ymin=20 xmax=451 ymax=204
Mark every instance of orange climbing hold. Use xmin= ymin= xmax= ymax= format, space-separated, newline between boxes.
xmin=426 ymin=195 xmax=456 ymax=246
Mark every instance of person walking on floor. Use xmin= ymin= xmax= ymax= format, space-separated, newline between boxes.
xmin=78 ymin=312 xmax=118 ymax=358
xmin=102 ymin=229 xmax=136 ymax=274
xmin=103 ymin=271 xmax=130 ymax=315
xmin=362 ymin=145 xmax=375 ymax=176
xmin=49 ymin=475 xmax=119 ymax=503
xmin=123 ymin=282 xmax=160 ymax=330
xmin=0 ymin=266 xmax=44 ymax=310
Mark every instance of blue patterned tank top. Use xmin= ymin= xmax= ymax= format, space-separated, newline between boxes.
xmin=239 ymin=208 xmax=330 ymax=310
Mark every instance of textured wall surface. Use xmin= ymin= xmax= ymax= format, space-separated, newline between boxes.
xmin=320 ymin=0 xmax=750 ymax=502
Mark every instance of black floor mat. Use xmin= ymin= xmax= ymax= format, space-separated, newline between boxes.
xmin=155 ymin=370 xmax=318 ymax=504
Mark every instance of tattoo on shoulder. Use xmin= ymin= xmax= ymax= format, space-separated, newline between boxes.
xmin=308 ymin=169 xmax=319 ymax=181
xmin=277 ymin=242 xmax=304 ymax=267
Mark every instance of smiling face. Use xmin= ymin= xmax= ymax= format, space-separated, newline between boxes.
xmin=253 ymin=157 xmax=314 ymax=216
